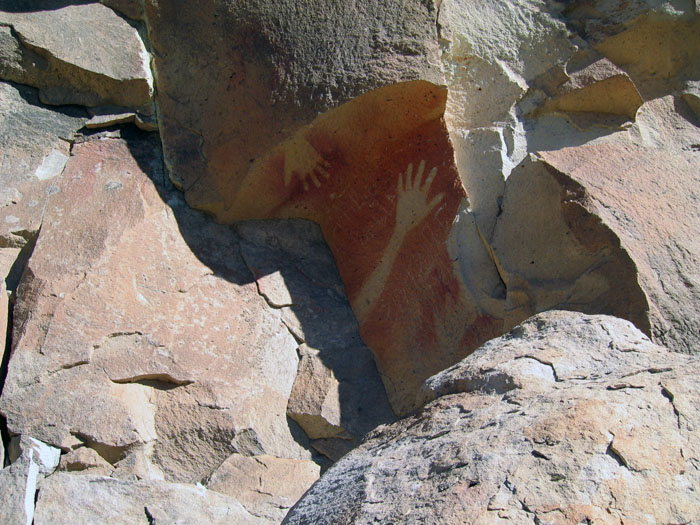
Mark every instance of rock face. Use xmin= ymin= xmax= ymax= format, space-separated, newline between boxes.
xmin=0 ymin=3 xmax=153 ymax=113
xmin=142 ymin=0 xmax=443 ymax=213
xmin=0 ymin=128 xmax=393 ymax=521
xmin=217 ymin=80 xmax=503 ymax=414
xmin=285 ymin=311 xmax=700 ymax=525
xmin=34 ymin=473 xmax=267 ymax=525
xmin=0 ymin=0 xmax=699 ymax=522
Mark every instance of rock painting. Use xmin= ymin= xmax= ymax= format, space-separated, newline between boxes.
xmin=220 ymin=80 xmax=502 ymax=414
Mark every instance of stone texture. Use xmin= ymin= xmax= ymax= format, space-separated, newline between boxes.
xmin=57 ymin=447 xmax=113 ymax=477
xmin=219 ymin=81 xmax=503 ymax=414
xmin=491 ymin=154 xmax=650 ymax=334
xmin=0 ymin=81 xmax=86 ymax=292
xmin=0 ymin=3 xmax=152 ymax=112
xmin=0 ymin=436 xmax=60 ymax=525
xmin=100 ymin=0 xmax=143 ymax=21
xmin=142 ymin=0 xmax=443 ymax=214
xmin=285 ymin=311 xmax=700 ymax=525
xmin=206 ymin=454 xmax=320 ymax=522
xmin=490 ymin=97 xmax=700 ymax=354
xmin=34 ymin=473 xmax=267 ymax=524
xmin=564 ymin=1 xmax=700 ymax=99
xmin=0 ymin=131 xmax=310 ymax=485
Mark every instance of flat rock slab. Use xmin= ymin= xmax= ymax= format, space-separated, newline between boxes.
xmin=34 ymin=473 xmax=267 ymax=524
xmin=0 ymin=3 xmax=152 ymax=111
xmin=221 ymin=81 xmax=503 ymax=414
xmin=0 ymin=81 xmax=86 ymax=258
xmin=285 ymin=311 xmax=700 ymax=525
xmin=0 ymin=132 xmax=307 ymax=485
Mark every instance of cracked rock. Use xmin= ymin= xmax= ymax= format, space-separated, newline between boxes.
xmin=0 ymin=436 xmax=60 ymax=525
xmin=0 ymin=131 xmax=308 ymax=485
xmin=0 ymin=3 xmax=153 ymax=113
xmin=285 ymin=311 xmax=700 ymax=525
xmin=34 ymin=473 xmax=267 ymax=524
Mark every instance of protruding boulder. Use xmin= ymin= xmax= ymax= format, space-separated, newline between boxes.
xmin=0 ymin=3 xmax=153 ymax=112
xmin=284 ymin=311 xmax=700 ymax=525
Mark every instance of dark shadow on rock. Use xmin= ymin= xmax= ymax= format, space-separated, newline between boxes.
xmin=0 ymin=0 xmax=93 ymax=12
xmin=119 ymin=126 xmax=396 ymax=467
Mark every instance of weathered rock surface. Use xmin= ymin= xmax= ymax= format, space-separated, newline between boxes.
xmin=493 ymin=94 xmax=700 ymax=354
xmin=285 ymin=311 xmax=700 ymax=524
xmin=34 ymin=473 xmax=267 ymax=524
xmin=0 ymin=132 xmax=309 ymax=485
xmin=0 ymin=436 xmax=60 ymax=525
xmin=143 ymin=0 xmax=443 ymax=214
xmin=0 ymin=81 xmax=86 ymax=293
xmin=219 ymin=81 xmax=503 ymax=414
xmin=235 ymin=220 xmax=396 ymax=454
xmin=0 ymin=3 xmax=152 ymax=112
xmin=206 ymin=454 xmax=320 ymax=522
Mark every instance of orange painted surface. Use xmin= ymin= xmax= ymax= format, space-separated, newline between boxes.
xmin=222 ymin=80 xmax=501 ymax=410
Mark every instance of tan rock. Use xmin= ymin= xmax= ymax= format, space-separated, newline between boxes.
xmin=0 ymin=4 xmax=152 ymax=112
xmin=0 ymin=82 xmax=86 ymax=293
xmin=491 ymin=154 xmax=650 ymax=334
xmin=143 ymin=0 xmax=443 ymax=213
xmin=0 ymin=133 xmax=306 ymax=485
xmin=285 ymin=311 xmax=700 ymax=525
xmin=34 ymin=473 xmax=268 ymax=524
xmin=206 ymin=454 xmax=320 ymax=522
xmin=58 ymin=447 xmax=113 ymax=476
xmin=537 ymin=95 xmax=700 ymax=353
xmin=540 ymin=56 xmax=644 ymax=119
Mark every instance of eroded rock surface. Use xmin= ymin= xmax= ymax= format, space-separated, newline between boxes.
xmin=34 ymin=473 xmax=267 ymax=524
xmin=0 ymin=132 xmax=308 ymax=485
xmin=0 ymin=3 xmax=152 ymax=112
xmin=285 ymin=311 xmax=700 ymax=525
xmin=143 ymin=0 xmax=443 ymax=213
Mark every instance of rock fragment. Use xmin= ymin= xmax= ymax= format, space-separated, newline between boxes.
xmin=0 ymin=4 xmax=152 ymax=112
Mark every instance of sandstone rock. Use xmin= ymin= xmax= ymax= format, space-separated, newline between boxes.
xmin=0 ymin=131 xmax=309 ymax=485
xmin=0 ymin=81 xmax=86 ymax=281
xmin=34 ymin=473 xmax=267 ymax=524
xmin=564 ymin=1 xmax=700 ymax=99
xmin=535 ymin=95 xmax=700 ymax=354
xmin=0 ymin=4 xmax=152 ymax=112
xmin=491 ymin=154 xmax=650 ymax=334
xmin=219 ymin=81 xmax=503 ymax=414
xmin=57 ymin=447 xmax=113 ymax=476
xmin=539 ymin=55 xmax=644 ymax=119
xmin=142 ymin=0 xmax=443 ymax=213
xmin=0 ymin=436 xmax=60 ymax=525
xmin=236 ymin=219 xmax=396 ymax=455
xmin=285 ymin=311 xmax=700 ymax=525
xmin=436 ymin=0 xmax=577 ymax=238
xmin=206 ymin=454 xmax=320 ymax=522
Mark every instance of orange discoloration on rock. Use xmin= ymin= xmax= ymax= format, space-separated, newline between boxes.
xmin=220 ymin=81 xmax=501 ymax=413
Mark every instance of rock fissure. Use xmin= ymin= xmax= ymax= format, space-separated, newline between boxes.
xmin=660 ymin=385 xmax=683 ymax=430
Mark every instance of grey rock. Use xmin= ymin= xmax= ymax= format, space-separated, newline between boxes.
xmin=285 ymin=311 xmax=700 ymax=525
xmin=0 ymin=81 xmax=86 ymax=262
xmin=0 ymin=4 xmax=152 ymax=112
xmin=34 ymin=473 xmax=268 ymax=524
xmin=0 ymin=436 xmax=60 ymax=525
